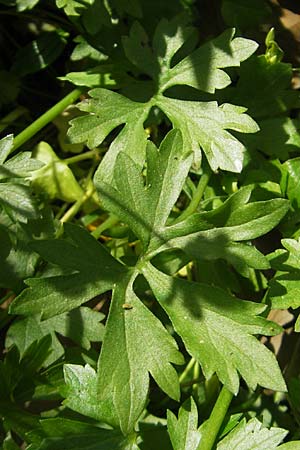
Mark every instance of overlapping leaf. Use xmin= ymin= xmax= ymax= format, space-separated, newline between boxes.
xmin=142 ymin=263 xmax=286 ymax=394
xmin=10 ymin=223 xmax=126 ymax=318
xmin=6 ymin=307 xmax=105 ymax=366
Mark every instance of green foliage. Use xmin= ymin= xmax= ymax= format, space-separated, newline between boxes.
xmin=1 ymin=2 xmax=300 ymax=449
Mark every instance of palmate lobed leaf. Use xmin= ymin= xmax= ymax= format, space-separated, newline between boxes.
xmin=142 ymin=263 xmax=286 ymax=395
xmin=68 ymin=17 xmax=259 ymax=179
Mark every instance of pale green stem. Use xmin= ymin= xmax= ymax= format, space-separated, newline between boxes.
xmin=197 ymin=386 xmax=233 ymax=450
xmin=0 ymin=106 xmax=27 ymax=133
xmin=91 ymin=214 xmax=119 ymax=239
xmin=60 ymin=184 xmax=95 ymax=223
xmin=11 ymin=88 xmax=84 ymax=152
xmin=174 ymin=170 xmax=211 ymax=224
xmin=63 ymin=149 xmax=100 ymax=165
xmin=179 ymin=357 xmax=196 ymax=384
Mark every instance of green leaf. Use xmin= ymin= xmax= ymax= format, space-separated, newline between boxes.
xmin=142 ymin=263 xmax=286 ymax=394
xmin=62 ymin=364 xmax=102 ymax=421
xmin=278 ymin=443 xmax=300 ymax=449
xmin=26 ymin=418 xmax=137 ymax=450
xmin=281 ymin=158 xmax=300 ymax=210
xmin=158 ymin=28 xmax=258 ymax=93
xmin=0 ymin=134 xmax=14 ymax=164
xmin=69 ymin=21 xmax=258 ymax=179
xmin=216 ymin=418 xmax=288 ymax=449
xmin=11 ymin=31 xmax=67 ymax=77
xmin=0 ymin=183 xmax=38 ymax=222
xmin=94 ymin=129 xmax=192 ymax=248
xmin=97 ymin=271 xmax=183 ymax=434
xmin=156 ymin=97 xmax=258 ymax=171
xmin=155 ymin=196 xmax=288 ymax=272
xmin=6 ymin=307 xmax=105 ymax=365
xmin=9 ymin=223 xmax=126 ymax=318
xmin=167 ymin=397 xmax=201 ymax=450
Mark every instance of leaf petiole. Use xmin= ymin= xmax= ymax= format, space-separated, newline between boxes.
xmin=12 ymin=88 xmax=84 ymax=152
xmin=197 ymin=385 xmax=233 ymax=450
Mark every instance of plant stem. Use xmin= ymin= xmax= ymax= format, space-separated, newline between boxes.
xmin=174 ymin=168 xmax=211 ymax=224
xmin=63 ymin=149 xmax=100 ymax=165
xmin=91 ymin=214 xmax=119 ymax=239
xmin=60 ymin=184 xmax=95 ymax=223
xmin=11 ymin=88 xmax=84 ymax=152
xmin=197 ymin=385 xmax=233 ymax=450
xmin=0 ymin=106 xmax=27 ymax=134
xmin=179 ymin=357 xmax=196 ymax=384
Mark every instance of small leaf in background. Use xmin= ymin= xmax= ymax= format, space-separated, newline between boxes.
xmin=143 ymin=263 xmax=286 ymax=394
xmin=281 ymin=158 xmax=300 ymax=210
xmin=167 ymin=397 xmax=201 ymax=450
xmin=231 ymin=55 xmax=300 ymax=119
xmin=0 ymin=71 xmax=19 ymax=108
xmin=221 ymin=0 xmax=272 ymax=29
xmin=217 ymin=417 xmax=288 ymax=449
xmin=11 ymin=31 xmax=67 ymax=77
xmin=268 ymin=238 xmax=300 ymax=331
xmin=30 ymin=141 xmax=83 ymax=202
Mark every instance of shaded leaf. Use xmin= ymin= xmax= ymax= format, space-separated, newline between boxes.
xmin=143 ymin=263 xmax=286 ymax=394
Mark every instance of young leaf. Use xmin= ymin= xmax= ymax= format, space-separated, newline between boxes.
xmin=216 ymin=418 xmax=288 ymax=449
xmin=142 ymin=263 xmax=286 ymax=395
xmin=30 ymin=142 xmax=83 ymax=202
xmin=9 ymin=223 xmax=126 ymax=318
xmin=167 ymin=397 xmax=201 ymax=450
xmin=97 ymin=271 xmax=183 ymax=434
